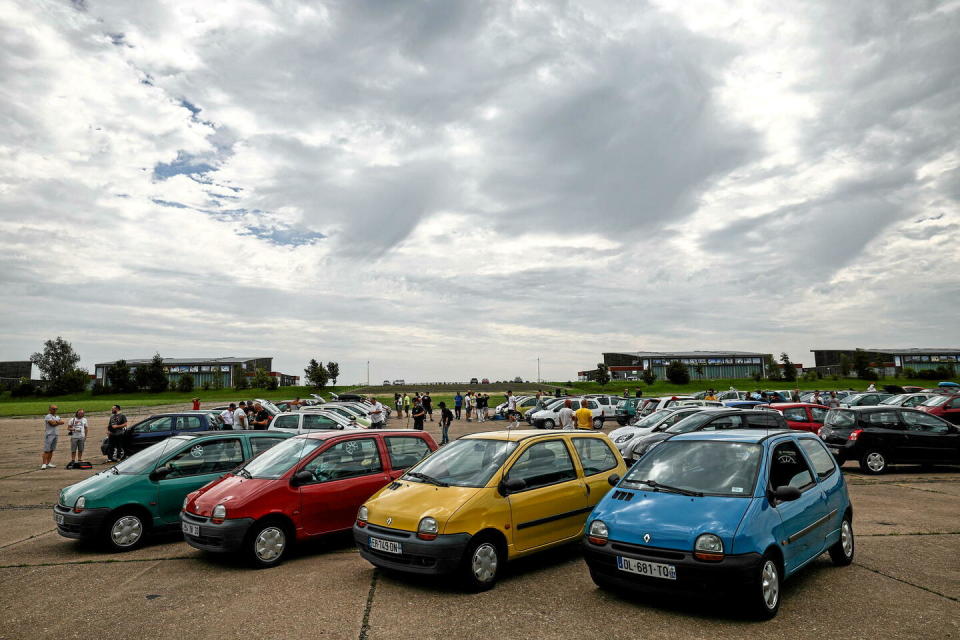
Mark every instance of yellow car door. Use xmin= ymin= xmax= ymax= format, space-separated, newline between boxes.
xmin=569 ymin=436 xmax=625 ymax=507
xmin=504 ymin=439 xmax=590 ymax=553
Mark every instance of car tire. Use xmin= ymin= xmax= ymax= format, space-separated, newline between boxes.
xmin=245 ymin=520 xmax=290 ymax=569
xmin=748 ymin=552 xmax=782 ymax=620
xmin=542 ymin=419 xmax=555 ymax=430
xmin=592 ymin=417 xmax=604 ymax=430
xmin=828 ymin=515 xmax=855 ymax=566
xmin=103 ymin=509 xmax=147 ymax=552
xmin=616 ymin=418 xmax=627 ymax=426
xmin=588 ymin=569 xmax=615 ymax=591
xmin=859 ymin=450 xmax=887 ymax=475
xmin=459 ymin=536 xmax=502 ymax=592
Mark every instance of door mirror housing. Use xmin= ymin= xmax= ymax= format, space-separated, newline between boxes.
xmin=499 ymin=477 xmax=526 ymax=495
xmin=291 ymin=470 xmax=313 ymax=486
xmin=149 ymin=466 xmax=172 ymax=481
xmin=772 ymin=485 xmax=801 ymax=502
xmin=607 ymin=473 xmax=621 ymax=487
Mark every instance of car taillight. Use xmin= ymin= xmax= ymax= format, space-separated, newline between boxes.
xmin=848 ymin=429 xmax=863 ymax=441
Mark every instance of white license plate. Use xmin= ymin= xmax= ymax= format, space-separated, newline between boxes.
xmin=181 ymin=522 xmax=200 ymax=536
xmin=369 ymin=536 xmax=402 ymax=554
xmin=55 ymin=514 xmax=64 ymax=525
xmin=616 ymin=556 xmax=676 ymax=580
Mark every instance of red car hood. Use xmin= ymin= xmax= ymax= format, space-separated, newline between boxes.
xmin=188 ymin=474 xmax=278 ymax=517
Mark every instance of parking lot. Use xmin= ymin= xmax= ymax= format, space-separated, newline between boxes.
xmin=1 ymin=411 xmax=958 ymax=639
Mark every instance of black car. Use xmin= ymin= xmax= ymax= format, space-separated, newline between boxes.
xmin=819 ymin=407 xmax=960 ymax=474
xmin=625 ymin=408 xmax=789 ymax=463
xmin=99 ymin=411 xmax=224 ymax=459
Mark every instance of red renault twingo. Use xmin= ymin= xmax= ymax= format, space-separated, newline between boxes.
xmin=182 ymin=430 xmax=437 ymax=567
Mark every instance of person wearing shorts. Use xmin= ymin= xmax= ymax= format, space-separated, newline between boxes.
xmin=67 ymin=409 xmax=88 ymax=468
xmin=41 ymin=405 xmax=64 ymax=469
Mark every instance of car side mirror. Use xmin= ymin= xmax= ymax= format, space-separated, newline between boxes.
xmin=607 ymin=473 xmax=621 ymax=487
xmin=499 ymin=477 xmax=526 ymax=495
xmin=772 ymin=485 xmax=801 ymax=502
xmin=150 ymin=466 xmax=172 ymax=481
xmin=291 ymin=470 xmax=313 ymax=487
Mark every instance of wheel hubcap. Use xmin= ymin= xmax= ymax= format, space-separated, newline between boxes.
xmin=111 ymin=515 xmax=142 ymax=547
xmin=867 ymin=453 xmax=885 ymax=472
xmin=255 ymin=527 xmax=285 ymax=562
xmin=472 ymin=543 xmax=498 ymax=583
xmin=841 ymin=520 xmax=853 ymax=557
xmin=761 ymin=560 xmax=779 ymax=610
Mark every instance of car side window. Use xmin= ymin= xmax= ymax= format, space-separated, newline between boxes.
xmin=587 ymin=401 xmax=598 ymax=409
xmin=506 ymin=440 xmax=577 ymax=491
xmin=865 ymin=411 xmax=902 ymax=428
xmin=809 ymin=407 xmax=827 ymax=423
xmin=384 ymin=436 xmax=432 ymax=471
xmin=273 ymin=415 xmax=299 ymax=430
xmin=163 ymin=439 xmax=244 ymax=478
xmin=302 ymin=414 xmax=340 ymax=430
xmin=250 ymin=437 xmax=285 ymax=456
xmin=768 ymin=441 xmax=815 ymax=492
xmin=949 ymin=398 xmax=960 ymax=409
xmin=746 ymin=413 xmax=781 ymax=428
xmin=902 ymin=411 xmax=950 ymax=434
xmin=174 ymin=416 xmax=203 ymax=431
xmin=704 ymin=415 xmax=744 ymax=430
xmin=137 ymin=417 xmax=171 ymax=433
xmin=798 ymin=439 xmax=836 ymax=479
xmin=571 ymin=437 xmax=618 ymax=476
xmin=782 ymin=407 xmax=808 ymax=422
xmin=301 ymin=438 xmax=383 ymax=482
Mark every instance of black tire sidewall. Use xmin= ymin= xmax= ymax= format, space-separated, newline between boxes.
xmin=859 ymin=450 xmax=887 ymax=474
xmin=750 ymin=553 xmax=782 ymax=619
xmin=246 ymin=521 xmax=289 ymax=569
xmin=460 ymin=537 xmax=501 ymax=592
xmin=103 ymin=510 xmax=146 ymax=552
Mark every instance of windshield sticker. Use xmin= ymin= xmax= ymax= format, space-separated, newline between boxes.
xmin=190 ymin=445 xmax=204 ymax=458
xmin=731 ymin=487 xmax=743 ymax=493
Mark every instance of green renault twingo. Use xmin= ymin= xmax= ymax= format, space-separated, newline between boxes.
xmin=54 ymin=431 xmax=292 ymax=551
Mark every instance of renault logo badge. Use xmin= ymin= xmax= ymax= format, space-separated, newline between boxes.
xmin=386 ymin=517 xmax=393 ymax=526
xmin=643 ymin=533 xmax=651 ymax=544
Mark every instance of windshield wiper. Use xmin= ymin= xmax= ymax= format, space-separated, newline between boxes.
xmin=406 ymin=471 xmax=449 ymax=487
xmin=235 ymin=468 xmax=251 ymax=479
xmin=635 ymin=479 xmax=702 ymax=497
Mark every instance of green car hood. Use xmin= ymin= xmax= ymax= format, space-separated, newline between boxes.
xmin=58 ymin=471 xmax=147 ymax=510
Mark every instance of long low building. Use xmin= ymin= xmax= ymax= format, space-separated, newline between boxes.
xmin=580 ymin=350 xmax=771 ymax=381
xmin=93 ymin=357 xmax=300 ymax=387
xmin=811 ymin=348 xmax=960 ymax=376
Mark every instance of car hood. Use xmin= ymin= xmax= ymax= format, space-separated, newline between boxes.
xmin=188 ymin=474 xmax=274 ymax=516
xmin=59 ymin=470 xmax=143 ymax=508
xmin=591 ymin=489 xmax=754 ymax=552
xmin=363 ymin=480 xmax=483 ymax=533
xmin=609 ymin=426 xmax=639 ymax=443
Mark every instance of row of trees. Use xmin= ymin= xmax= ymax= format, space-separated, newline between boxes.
xmin=304 ymin=360 xmax=339 ymax=389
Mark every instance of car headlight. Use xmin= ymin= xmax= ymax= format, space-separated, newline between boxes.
xmin=73 ymin=496 xmax=86 ymax=514
xmin=615 ymin=434 xmax=632 ymax=443
xmin=417 ymin=516 xmax=438 ymax=540
xmin=694 ymin=533 xmax=724 ymax=561
xmin=587 ymin=520 xmax=608 ymax=545
xmin=211 ymin=504 xmax=227 ymax=523
xmin=357 ymin=505 xmax=369 ymax=527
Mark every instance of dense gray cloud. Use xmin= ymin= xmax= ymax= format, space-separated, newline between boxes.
xmin=0 ymin=0 xmax=958 ymax=383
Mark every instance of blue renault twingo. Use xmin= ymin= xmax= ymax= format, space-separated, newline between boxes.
xmin=582 ymin=429 xmax=854 ymax=619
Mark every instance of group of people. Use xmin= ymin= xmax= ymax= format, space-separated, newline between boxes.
xmin=218 ymin=400 xmax=272 ymax=431
xmin=453 ymin=391 xmax=494 ymax=422
xmin=41 ymin=404 xmax=128 ymax=469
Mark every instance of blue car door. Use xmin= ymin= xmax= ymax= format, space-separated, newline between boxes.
xmin=797 ymin=437 xmax=847 ymax=552
xmin=767 ymin=438 xmax=829 ymax=575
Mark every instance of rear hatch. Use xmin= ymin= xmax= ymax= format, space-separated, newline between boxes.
xmin=820 ymin=409 xmax=857 ymax=445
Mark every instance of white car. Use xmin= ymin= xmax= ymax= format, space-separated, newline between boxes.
xmin=672 ymin=399 xmax=724 ymax=408
xmin=268 ymin=411 xmax=363 ymax=433
xmin=607 ymin=407 xmax=712 ymax=457
xmin=529 ymin=398 xmax=604 ymax=429
xmin=306 ymin=406 xmax=372 ymax=427
xmin=637 ymin=395 xmax=695 ymax=416
xmin=583 ymin=395 xmax=621 ymax=422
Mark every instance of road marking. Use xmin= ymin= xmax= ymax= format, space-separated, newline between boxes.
xmin=357 ymin=570 xmax=379 ymax=640
xmin=0 ymin=529 xmax=55 ymax=551
xmin=854 ymin=561 xmax=958 ymax=603
xmin=0 ymin=556 xmax=195 ymax=569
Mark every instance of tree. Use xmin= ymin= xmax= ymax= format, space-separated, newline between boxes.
xmin=133 ymin=364 xmax=151 ymax=391
xmin=30 ymin=336 xmax=86 ymax=395
xmin=839 ymin=354 xmax=851 ymax=377
xmin=176 ymin=373 xmax=194 ymax=392
xmin=852 ymin=349 xmax=877 ymax=380
xmin=665 ymin=360 xmax=690 ymax=385
xmin=594 ymin=363 xmax=610 ymax=386
xmin=641 ymin=369 xmax=657 ymax=386
xmin=143 ymin=354 xmax=169 ymax=393
xmin=779 ymin=352 xmax=797 ymax=382
xmin=694 ymin=364 xmax=705 ymax=378
xmin=252 ymin=367 xmax=273 ymax=389
xmin=326 ymin=361 xmax=340 ymax=385
xmin=234 ymin=373 xmax=249 ymax=391
xmin=765 ymin=355 xmax=782 ymax=381
xmin=304 ymin=359 xmax=329 ymax=389
xmin=107 ymin=359 xmax=133 ymax=392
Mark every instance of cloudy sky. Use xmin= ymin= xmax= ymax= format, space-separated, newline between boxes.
xmin=1 ymin=0 xmax=958 ymax=384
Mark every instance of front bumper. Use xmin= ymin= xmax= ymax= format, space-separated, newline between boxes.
xmin=180 ymin=511 xmax=254 ymax=553
xmin=583 ymin=538 xmax=763 ymax=593
xmin=353 ymin=523 xmax=471 ymax=575
xmin=53 ymin=504 xmax=110 ymax=540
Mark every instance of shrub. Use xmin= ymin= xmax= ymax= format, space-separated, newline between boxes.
xmin=91 ymin=382 xmax=109 ymax=396
xmin=11 ymin=378 xmax=36 ymax=398
xmin=665 ymin=361 xmax=690 ymax=385
xmin=641 ymin=370 xmax=657 ymax=386
xmin=235 ymin=375 xmax=249 ymax=391
xmin=177 ymin=374 xmax=195 ymax=393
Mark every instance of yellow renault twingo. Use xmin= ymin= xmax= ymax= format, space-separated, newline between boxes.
xmin=352 ymin=430 xmax=626 ymax=590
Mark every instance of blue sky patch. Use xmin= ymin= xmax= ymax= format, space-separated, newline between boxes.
xmin=153 ymin=151 xmax=216 ymax=180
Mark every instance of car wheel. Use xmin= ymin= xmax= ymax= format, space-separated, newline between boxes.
xmin=828 ymin=516 xmax=855 ymax=566
xmin=103 ymin=510 xmax=147 ymax=552
xmin=859 ymin=450 xmax=887 ymax=475
xmin=543 ymin=419 xmax=555 ymax=430
xmin=246 ymin=520 xmax=290 ymax=569
xmin=592 ymin=417 xmax=604 ymax=430
xmin=459 ymin=537 xmax=502 ymax=592
xmin=588 ymin=569 xmax=615 ymax=591
xmin=616 ymin=418 xmax=627 ymax=426
xmin=747 ymin=553 xmax=782 ymax=619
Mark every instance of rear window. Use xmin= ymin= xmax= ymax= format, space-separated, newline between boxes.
xmin=825 ymin=409 xmax=855 ymax=428
xmin=922 ymin=395 xmax=950 ymax=407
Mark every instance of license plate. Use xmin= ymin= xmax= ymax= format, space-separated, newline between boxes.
xmin=55 ymin=514 xmax=64 ymax=525
xmin=616 ymin=556 xmax=676 ymax=580
xmin=181 ymin=522 xmax=200 ymax=536
xmin=369 ymin=536 xmax=402 ymax=554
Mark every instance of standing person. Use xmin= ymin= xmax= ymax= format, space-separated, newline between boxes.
xmin=191 ymin=397 xmax=201 ymax=411
xmin=251 ymin=402 xmax=270 ymax=430
xmin=574 ymin=401 xmax=594 ymax=430
xmin=438 ymin=402 xmax=454 ymax=445
xmin=368 ymin=396 xmax=386 ymax=429
xmin=41 ymin=405 xmax=64 ymax=469
xmin=412 ymin=399 xmax=426 ymax=431
xmin=812 ymin=391 xmax=822 ymax=405
xmin=554 ymin=387 xmax=562 ymax=398
xmin=622 ymin=388 xmax=629 ymax=398
xmin=705 ymin=389 xmax=717 ymax=401
xmin=66 ymin=409 xmax=87 ymax=468
xmin=233 ymin=401 xmax=249 ymax=430
xmin=464 ymin=391 xmax=474 ymax=422
xmin=635 ymin=388 xmax=642 ymax=398
xmin=220 ymin=403 xmax=236 ymax=429
xmin=106 ymin=405 xmax=128 ymax=462
xmin=423 ymin=392 xmax=434 ymax=422
xmin=827 ymin=391 xmax=840 ymax=409
xmin=505 ymin=390 xmax=519 ymax=421
xmin=866 ymin=382 xmax=877 ymax=392
xmin=402 ymin=393 xmax=411 ymax=418
xmin=558 ymin=399 xmax=575 ymax=430
xmin=454 ymin=392 xmax=463 ymax=420
xmin=395 ymin=393 xmax=402 ymax=415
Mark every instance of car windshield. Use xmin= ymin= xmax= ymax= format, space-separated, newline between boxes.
xmin=664 ymin=412 xmax=722 ymax=434
xmin=241 ymin=437 xmax=325 ymax=479
xmin=879 ymin=395 xmax=903 ymax=405
xmin=623 ymin=441 xmax=762 ymax=497
xmin=922 ymin=395 xmax=951 ymax=407
xmin=113 ymin=437 xmax=192 ymax=474
xmin=634 ymin=411 xmax=671 ymax=428
xmin=404 ymin=439 xmax=518 ymax=488
xmin=825 ymin=409 xmax=856 ymax=427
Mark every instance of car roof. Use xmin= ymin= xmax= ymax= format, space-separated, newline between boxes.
xmin=669 ymin=428 xmax=796 ymax=444
xmin=296 ymin=429 xmax=422 ymax=441
xmin=768 ymin=402 xmax=828 ymax=409
xmin=464 ymin=429 xmax=601 ymax=442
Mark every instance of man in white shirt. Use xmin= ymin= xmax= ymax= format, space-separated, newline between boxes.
xmin=368 ymin=397 xmax=386 ymax=429
xmin=221 ymin=403 xmax=236 ymax=429
xmin=558 ymin=399 xmax=575 ymax=430
xmin=233 ymin=401 xmax=249 ymax=430
xmin=505 ymin=391 xmax=519 ymax=421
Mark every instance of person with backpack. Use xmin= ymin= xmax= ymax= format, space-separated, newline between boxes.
xmin=66 ymin=409 xmax=88 ymax=469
